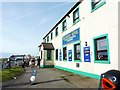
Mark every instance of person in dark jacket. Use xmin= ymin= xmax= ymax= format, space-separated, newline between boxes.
xmin=37 ymin=56 xmax=41 ymax=68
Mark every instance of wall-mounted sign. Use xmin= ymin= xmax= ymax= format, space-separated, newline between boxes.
xmin=68 ymin=50 xmax=72 ymax=61
xmin=62 ymin=28 xmax=80 ymax=45
xmin=59 ymin=49 xmax=62 ymax=61
xmin=84 ymin=46 xmax=91 ymax=62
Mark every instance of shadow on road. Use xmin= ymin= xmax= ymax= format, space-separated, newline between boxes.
xmin=2 ymin=81 xmax=30 ymax=87
xmin=2 ymin=78 xmax=64 ymax=87
xmin=32 ymin=78 xmax=64 ymax=85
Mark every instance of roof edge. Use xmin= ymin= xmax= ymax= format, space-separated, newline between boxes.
xmin=43 ymin=0 xmax=83 ymax=39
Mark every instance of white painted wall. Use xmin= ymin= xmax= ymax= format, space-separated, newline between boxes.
xmin=39 ymin=0 xmax=119 ymax=76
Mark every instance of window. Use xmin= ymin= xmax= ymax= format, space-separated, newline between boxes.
xmin=73 ymin=8 xmax=80 ymax=24
xmin=91 ymin=0 xmax=106 ymax=12
xmin=51 ymin=32 xmax=53 ymax=40
xmin=47 ymin=36 xmax=49 ymax=43
xmin=62 ymin=20 xmax=67 ymax=32
xmin=55 ymin=27 xmax=58 ymax=37
xmin=47 ymin=50 xmax=52 ymax=60
xmin=63 ymin=47 xmax=67 ymax=60
xmin=93 ymin=34 xmax=110 ymax=63
xmin=74 ymin=43 xmax=81 ymax=61
xmin=55 ymin=49 xmax=58 ymax=60
xmin=44 ymin=39 xmax=46 ymax=43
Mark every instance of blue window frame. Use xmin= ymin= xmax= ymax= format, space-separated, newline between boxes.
xmin=62 ymin=20 xmax=67 ymax=32
xmin=47 ymin=50 xmax=52 ymax=60
xmin=91 ymin=0 xmax=106 ymax=13
xmin=55 ymin=49 xmax=58 ymax=60
xmin=73 ymin=8 xmax=80 ymax=24
xmin=55 ymin=27 xmax=58 ymax=37
xmin=51 ymin=32 xmax=53 ymax=40
xmin=93 ymin=34 xmax=110 ymax=64
xmin=47 ymin=36 xmax=49 ymax=43
xmin=63 ymin=46 xmax=67 ymax=61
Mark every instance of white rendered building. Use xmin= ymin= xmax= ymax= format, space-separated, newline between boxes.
xmin=38 ymin=0 xmax=119 ymax=79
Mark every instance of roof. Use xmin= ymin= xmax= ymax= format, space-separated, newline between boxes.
xmin=43 ymin=0 xmax=83 ymax=39
xmin=40 ymin=43 xmax=55 ymax=50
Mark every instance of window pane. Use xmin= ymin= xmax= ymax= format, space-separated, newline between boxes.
xmin=74 ymin=43 xmax=80 ymax=60
xmin=75 ymin=10 xmax=79 ymax=19
xmin=51 ymin=33 xmax=53 ymax=40
xmin=55 ymin=28 xmax=58 ymax=36
xmin=76 ymin=45 xmax=80 ymax=53
xmin=97 ymin=38 xmax=107 ymax=50
xmin=77 ymin=54 xmax=80 ymax=60
xmin=63 ymin=47 xmax=67 ymax=60
xmin=56 ymin=49 xmax=58 ymax=60
xmin=94 ymin=35 xmax=109 ymax=61
xmin=47 ymin=50 xmax=51 ymax=60
xmin=73 ymin=8 xmax=79 ymax=22
xmin=97 ymin=51 xmax=108 ymax=60
xmin=63 ymin=20 xmax=67 ymax=31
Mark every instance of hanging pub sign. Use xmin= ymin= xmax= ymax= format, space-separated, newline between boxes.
xmin=62 ymin=28 xmax=80 ymax=45
xmin=84 ymin=46 xmax=91 ymax=62
xmin=68 ymin=50 xmax=72 ymax=61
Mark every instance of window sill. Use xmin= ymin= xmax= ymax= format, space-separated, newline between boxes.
xmin=73 ymin=19 xmax=80 ymax=25
xmin=74 ymin=60 xmax=82 ymax=62
xmin=63 ymin=60 xmax=67 ymax=62
xmin=94 ymin=60 xmax=110 ymax=64
xmin=91 ymin=1 xmax=106 ymax=13
xmin=62 ymin=29 xmax=67 ymax=32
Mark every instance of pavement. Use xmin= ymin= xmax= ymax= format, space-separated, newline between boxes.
xmin=2 ymin=67 xmax=99 ymax=88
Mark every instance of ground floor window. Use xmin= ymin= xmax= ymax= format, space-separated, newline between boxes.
xmin=93 ymin=34 xmax=110 ymax=63
xmin=47 ymin=50 xmax=52 ymax=60
xmin=74 ymin=43 xmax=81 ymax=61
xmin=55 ymin=49 xmax=58 ymax=60
xmin=63 ymin=47 xmax=67 ymax=60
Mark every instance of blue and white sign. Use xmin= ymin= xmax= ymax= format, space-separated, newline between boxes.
xmin=59 ymin=49 xmax=62 ymax=61
xmin=62 ymin=28 xmax=80 ymax=45
xmin=84 ymin=46 xmax=91 ymax=62
xmin=68 ymin=50 xmax=72 ymax=61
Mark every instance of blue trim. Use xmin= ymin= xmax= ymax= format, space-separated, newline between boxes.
xmin=55 ymin=66 xmax=101 ymax=80
xmin=91 ymin=0 xmax=106 ymax=13
xmin=73 ymin=7 xmax=80 ymax=25
xmin=62 ymin=19 xmax=67 ymax=32
xmin=93 ymin=33 xmax=110 ymax=64
xmin=73 ymin=41 xmax=82 ymax=62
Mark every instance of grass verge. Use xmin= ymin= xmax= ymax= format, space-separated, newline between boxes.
xmin=0 ymin=67 xmax=25 ymax=82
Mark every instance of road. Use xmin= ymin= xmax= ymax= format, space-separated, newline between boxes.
xmin=2 ymin=67 xmax=99 ymax=89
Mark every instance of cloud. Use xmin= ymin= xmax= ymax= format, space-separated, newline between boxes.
xmin=2 ymin=0 xmax=78 ymax=2
xmin=4 ymin=2 xmax=73 ymax=23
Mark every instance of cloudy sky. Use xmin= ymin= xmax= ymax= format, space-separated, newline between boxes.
xmin=1 ymin=1 xmax=76 ymax=57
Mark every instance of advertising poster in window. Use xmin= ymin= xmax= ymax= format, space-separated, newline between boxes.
xmin=84 ymin=46 xmax=91 ymax=62
xmin=68 ymin=50 xmax=72 ymax=61
xmin=59 ymin=49 xmax=62 ymax=61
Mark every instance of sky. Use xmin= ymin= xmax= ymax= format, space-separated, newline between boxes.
xmin=1 ymin=1 xmax=77 ymax=57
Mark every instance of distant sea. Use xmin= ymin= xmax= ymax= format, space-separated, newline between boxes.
xmin=0 ymin=52 xmax=13 ymax=58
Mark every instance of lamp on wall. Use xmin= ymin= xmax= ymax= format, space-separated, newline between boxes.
xmin=85 ymin=41 xmax=87 ymax=46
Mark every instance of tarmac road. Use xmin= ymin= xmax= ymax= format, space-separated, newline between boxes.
xmin=2 ymin=67 xmax=99 ymax=89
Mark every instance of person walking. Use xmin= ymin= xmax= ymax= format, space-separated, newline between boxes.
xmin=37 ymin=56 xmax=41 ymax=69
